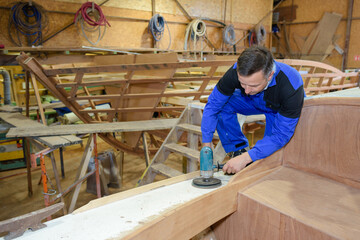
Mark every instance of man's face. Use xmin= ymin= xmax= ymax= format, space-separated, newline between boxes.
xmin=237 ymin=70 xmax=274 ymax=95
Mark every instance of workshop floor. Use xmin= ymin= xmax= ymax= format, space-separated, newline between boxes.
xmin=0 ymin=129 xmax=264 ymax=224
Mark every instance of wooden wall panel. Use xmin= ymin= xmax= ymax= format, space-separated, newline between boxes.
xmin=213 ymin=190 xmax=340 ymax=240
xmin=283 ymin=98 xmax=360 ymax=185
xmin=214 ymin=195 xmax=281 ymax=240
xmin=0 ymin=0 xmax=272 ymax=51
xmin=277 ymin=0 xmax=360 ymax=69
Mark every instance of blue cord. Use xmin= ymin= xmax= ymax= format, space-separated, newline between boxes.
xmin=9 ymin=2 xmax=47 ymax=46
xmin=148 ymin=14 xmax=171 ymax=50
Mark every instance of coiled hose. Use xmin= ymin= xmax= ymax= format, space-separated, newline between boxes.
xmin=74 ymin=2 xmax=110 ymax=45
xmin=8 ymin=1 xmax=48 ymax=46
xmin=148 ymin=14 xmax=171 ymax=50
xmin=223 ymin=24 xmax=236 ymax=46
xmin=184 ymin=19 xmax=206 ymax=53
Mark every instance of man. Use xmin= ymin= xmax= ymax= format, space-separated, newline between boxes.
xmin=201 ymin=46 xmax=304 ymax=174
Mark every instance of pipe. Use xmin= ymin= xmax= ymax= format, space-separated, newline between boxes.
xmin=0 ymin=68 xmax=11 ymax=105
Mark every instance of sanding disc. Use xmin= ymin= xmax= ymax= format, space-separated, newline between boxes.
xmin=192 ymin=177 xmax=222 ymax=188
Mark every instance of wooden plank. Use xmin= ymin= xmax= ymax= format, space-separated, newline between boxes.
xmin=79 ymin=106 xmax=185 ymax=114
xmin=240 ymin=167 xmax=360 ymax=240
xmin=164 ymin=143 xmax=200 ymax=161
xmin=310 ymin=12 xmax=342 ymax=59
xmin=177 ymin=123 xmax=219 ymax=139
xmin=74 ymin=171 xmax=200 ymax=214
xmin=7 ymin=119 xmax=179 ymax=137
xmin=123 ymin=166 xmax=282 ymax=240
xmin=68 ymin=135 xmax=94 ymax=213
xmin=151 ymin=163 xmax=183 ymax=178
xmin=0 ymin=112 xmax=46 ymax=128
xmin=34 ymin=136 xmax=82 ymax=148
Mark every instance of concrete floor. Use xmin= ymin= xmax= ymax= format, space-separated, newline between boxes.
xmin=0 ymin=128 xmax=264 ymax=224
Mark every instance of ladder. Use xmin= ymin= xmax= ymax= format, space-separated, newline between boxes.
xmin=137 ymin=102 xmax=226 ymax=186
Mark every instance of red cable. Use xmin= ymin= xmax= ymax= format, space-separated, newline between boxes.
xmin=74 ymin=2 xmax=110 ymax=27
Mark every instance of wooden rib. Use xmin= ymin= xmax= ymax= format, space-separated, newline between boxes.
xmin=324 ymin=77 xmax=334 ymax=93
xmin=83 ymin=86 xmax=101 ymax=121
xmin=194 ymin=66 xmax=218 ymax=101
xmin=278 ymin=59 xmax=343 ymax=73
xmin=69 ymin=72 xmax=85 ymax=98
xmin=303 ymin=66 xmax=315 ymax=89
xmin=30 ymin=73 xmax=46 ymax=126
xmin=313 ymin=69 xmax=327 ymax=95
xmin=109 ymin=71 xmax=135 ymax=122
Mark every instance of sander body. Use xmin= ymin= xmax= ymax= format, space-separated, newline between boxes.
xmin=192 ymin=146 xmax=222 ymax=188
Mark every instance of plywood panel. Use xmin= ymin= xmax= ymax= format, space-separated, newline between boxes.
xmin=240 ymin=167 xmax=360 ymax=240
xmin=0 ymin=0 xmax=271 ymax=51
xmin=214 ymin=193 xmax=337 ymax=240
xmin=214 ymin=195 xmax=281 ymax=240
xmin=276 ymin=0 xmax=360 ymax=69
xmin=283 ymin=98 xmax=360 ymax=183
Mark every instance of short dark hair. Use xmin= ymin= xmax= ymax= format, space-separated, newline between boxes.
xmin=237 ymin=46 xmax=274 ymax=78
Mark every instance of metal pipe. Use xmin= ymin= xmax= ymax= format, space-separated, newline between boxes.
xmin=0 ymin=68 xmax=11 ymax=105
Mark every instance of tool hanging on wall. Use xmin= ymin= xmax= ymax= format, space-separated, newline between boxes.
xmin=148 ymin=14 xmax=171 ymax=50
xmin=8 ymin=1 xmax=48 ymax=47
xmin=74 ymin=2 xmax=111 ymax=45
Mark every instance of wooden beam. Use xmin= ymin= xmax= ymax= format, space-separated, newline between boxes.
xmin=79 ymin=106 xmax=185 ymax=114
xmin=56 ymin=76 xmax=222 ymax=88
xmin=7 ymin=119 xmax=179 ymax=137
xmin=68 ymin=91 xmax=212 ymax=101
xmin=43 ymin=60 xmax=234 ymax=75
xmin=68 ymin=135 xmax=94 ymax=213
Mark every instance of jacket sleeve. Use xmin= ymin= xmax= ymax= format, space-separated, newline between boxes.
xmin=248 ymin=114 xmax=299 ymax=161
xmin=201 ymin=85 xmax=230 ymax=143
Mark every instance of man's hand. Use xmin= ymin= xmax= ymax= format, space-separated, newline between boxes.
xmin=203 ymin=142 xmax=211 ymax=148
xmin=223 ymin=152 xmax=253 ymax=174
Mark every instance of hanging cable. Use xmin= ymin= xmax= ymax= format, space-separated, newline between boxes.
xmin=184 ymin=19 xmax=206 ymax=58
xmin=74 ymin=2 xmax=111 ymax=45
xmin=148 ymin=14 xmax=171 ymax=50
xmin=255 ymin=24 xmax=266 ymax=45
xmin=8 ymin=1 xmax=48 ymax=47
xmin=223 ymin=24 xmax=236 ymax=46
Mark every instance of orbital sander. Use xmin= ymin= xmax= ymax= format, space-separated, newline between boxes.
xmin=192 ymin=146 xmax=223 ymax=188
